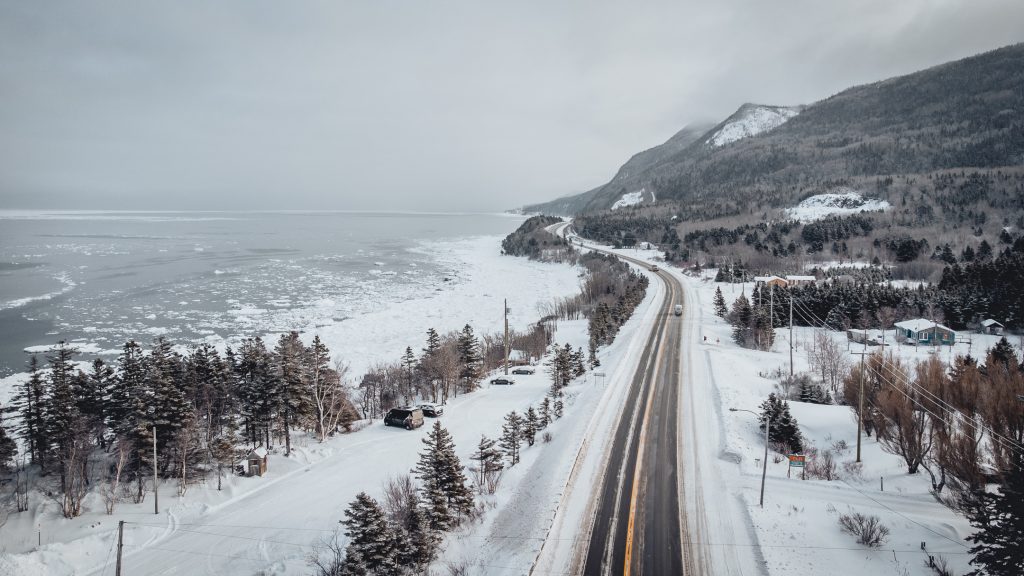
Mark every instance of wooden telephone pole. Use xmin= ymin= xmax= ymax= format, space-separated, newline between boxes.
xmin=851 ymin=350 xmax=871 ymax=463
xmin=115 ymin=520 xmax=125 ymax=576
xmin=503 ymin=299 xmax=510 ymax=375
xmin=153 ymin=426 xmax=158 ymax=515
xmin=789 ymin=294 xmax=794 ymax=377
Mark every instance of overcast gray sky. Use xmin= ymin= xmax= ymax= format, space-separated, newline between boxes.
xmin=1 ymin=1 xmax=1022 ymax=212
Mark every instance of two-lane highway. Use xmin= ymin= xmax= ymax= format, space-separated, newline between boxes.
xmin=547 ymin=221 xmax=694 ymax=575
xmin=581 ymin=257 xmax=687 ymax=576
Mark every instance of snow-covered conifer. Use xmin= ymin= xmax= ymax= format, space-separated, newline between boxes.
xmin=341 ymin=492 xmax=399 ymax=574
xmin=499 ymin=411 xmax=522 ymax=466
xmin=524 ymin=407 xmax=538 ymax=447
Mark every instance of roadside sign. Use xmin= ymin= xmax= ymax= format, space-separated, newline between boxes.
xmin=788 ymin=454 xmax=805 ymax=468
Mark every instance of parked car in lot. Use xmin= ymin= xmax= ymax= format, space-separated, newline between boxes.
xmin=384 ymin=407 xmax=425 ymax=430
xmin=418 ymin=403 xmax=444 ymax=417
xmin=490 ymin=376 xmax=516 ymax=386
xmin=511 ymin=367 xmax=535 ymax=375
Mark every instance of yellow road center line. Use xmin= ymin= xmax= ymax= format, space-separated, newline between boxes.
xmin=623 ymin=279 xmax=673 ymax=576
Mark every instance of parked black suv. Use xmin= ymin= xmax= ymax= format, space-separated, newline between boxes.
xmin=384 ymin=407 xmax=425 ymax=430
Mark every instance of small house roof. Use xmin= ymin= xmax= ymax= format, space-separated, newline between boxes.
xmin=786 ymin=275 xmax=816 ymax=281
xmin=894 ymin=319 xmax=954 ymax=333
xmin=753 ymin=275 xmax=786 ymax=283
xmin=981 ymin=319 xmax=1004 ymax=327
xmin=248 ymin=447 xmax=268 ymax=459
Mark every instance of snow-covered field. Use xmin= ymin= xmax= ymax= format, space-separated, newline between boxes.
xmin=686 ymin=272 xmax=1015 ymax=576
xmin=787 ymin=190 xmax=891 ymax=222
xmin=707 ymin=104 xmax=800 ymax=147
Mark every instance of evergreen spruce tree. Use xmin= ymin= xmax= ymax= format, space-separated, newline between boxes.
xmin=758 ymin=393 xmax=803 ymax=453
xmin=730 ymin=293 xmax=752 ymax=347
xmin=235 ymin=337 xmax=278 ymax=447
xmin=341 ymin=492 xmax=399 ymax=574
xmin=456 ymin=325 xmax=481 ymax=394
xmin=524 ymin=407 xmax=538 ymax=447
xmin=554 ymin=399 xmax=564 ymax=419
xmin=989 ymin=337 xmax=1016 ymax=367
xmin=401 ymin=346 xmax=417 ymax=402
xmin=414 ymin=422 xmax=474 ymax=528
xmin=46 ymin=341 xmax=83 ymax=490
xmin=823 ymin=305 xmax=847 ymax=331
xmin=79 ymin=359 xmax=113 ymax=447
xmin=8 ymin=354 xmax=49 ymax=470
xmin=573 ymin=347 xmax=586 ymax=377
xmin=965 ymin=467 xmax=1024 ymax=576
xmin=499 ymin=411 xmax=523 ymax=466
xmin=339 ymin=547 xmax=367 ymax=576
xmin=588 ymin=337 xmax=600 ymax=368
xmin=713 ymin=287 xmax=728 ymax=318
xmin=146 ymin=337 xmax=192 ymax=458
xmin=275 ymin=331 xmax=311 ymax=456
xmin=469 ymin=434 xmax=504 ymax=493
xmin=0 ymin=403 xmax=16 ymax=474
xmin=400 ymin=494 xmax=438 ymax=569
xmin=539 ymin=397 xmax=551 ymax=428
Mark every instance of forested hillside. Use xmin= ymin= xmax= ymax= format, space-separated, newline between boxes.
xmin=529 ymin=45 xmax=1023 ymax=291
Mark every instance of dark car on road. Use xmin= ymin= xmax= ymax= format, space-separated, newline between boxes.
xmin=384 ymin=407 xmax=425 ymax=430
xmin=490 ymin=376 xmax=516 ymax=385
xmin=418 ymin=403 xmax=444 ymax=417
xmin=511 ymin=367 xmax=535 ymax=375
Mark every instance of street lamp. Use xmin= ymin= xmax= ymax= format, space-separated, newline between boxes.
xmin=730 ymin=407 xmax=769 ymax=508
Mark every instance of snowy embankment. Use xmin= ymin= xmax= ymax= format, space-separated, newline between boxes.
xmin=0 ymin=235 xmax=597 ymax=575
xmin=692 ymin=273 xmax=991 ymax=576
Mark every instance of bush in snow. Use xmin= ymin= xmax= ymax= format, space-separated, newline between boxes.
xmin=805 ymin=448 xmax=839 ymax=481
xmin=838 ymin=511 xmax=890 ymax=547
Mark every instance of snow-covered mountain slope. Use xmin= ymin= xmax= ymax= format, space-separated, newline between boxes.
xmin=706 ymin=104 xmax=801 ymax=147
xmin=787 ymin=190 xmax=891 ymax=222
xmin=610 ymin=189 xmax=645 ymax=210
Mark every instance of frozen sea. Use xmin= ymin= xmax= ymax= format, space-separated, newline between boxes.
xmin=0 ymin=210 xmax=533 ymax=377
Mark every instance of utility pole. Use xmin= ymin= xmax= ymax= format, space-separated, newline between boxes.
xmin=852 ymin=351 xmax=870 ymax=463
xmin=789 ymin=294 xmax=794 ymax=377
xmin=761 ymin=413 xmax=769 ymax=507
xmin=153 ymin=426 xmax=158 ymax=515
xmin=116 ymin=520 xmax=124 ymax=576
xmin=503 ymin=298 xmax=510 ymax=375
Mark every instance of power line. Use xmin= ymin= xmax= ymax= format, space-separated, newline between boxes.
xmin=788 ymin=297 xmax=1024 ymax=456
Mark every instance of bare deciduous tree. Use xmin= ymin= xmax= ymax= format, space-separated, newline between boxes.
xmin=103 ymin=437 xmax=131 ymax=514
xmin=809 ymin=331 xmax=848 ymax=398
xmin=873 ymin=357 xmax=932 ymax=475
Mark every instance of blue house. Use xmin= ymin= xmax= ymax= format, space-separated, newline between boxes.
xmin=894 ymin=319 xmax=956 ymax=346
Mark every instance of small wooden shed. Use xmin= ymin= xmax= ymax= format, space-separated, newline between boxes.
xmin=981 ymin=319 xmax=1004 ymax=335
xmin=246 ymin=447 xmax=268 ymax=477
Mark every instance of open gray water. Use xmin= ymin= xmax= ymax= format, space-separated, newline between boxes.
xmin=0 ymin=211 xmax=525 ymax=376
